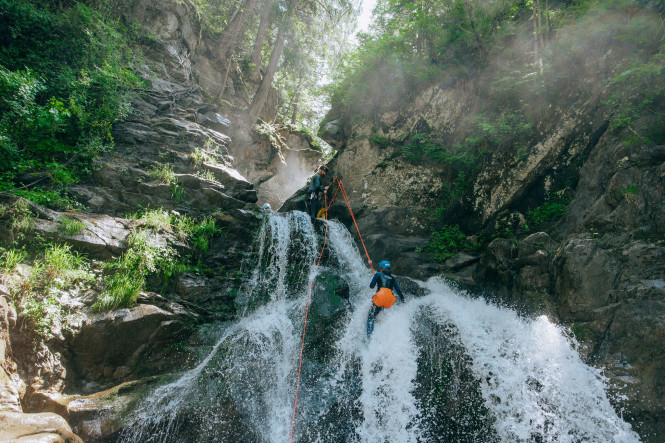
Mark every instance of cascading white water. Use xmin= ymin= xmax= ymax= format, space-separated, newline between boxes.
xmin=122 ymin=212 xmax=640 ymax=443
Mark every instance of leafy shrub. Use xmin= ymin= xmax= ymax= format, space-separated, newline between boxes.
xmin=10 ymin=188 xmax=78 ymax=210
xmin=526 ymin=193 xmax=572 ymax=227
xmin=370 ymin=134 xmax=392 ymax=149
xmin=95 ymin=230 xmax=176 ymax=310
xmin=0 ymin=0 xmax=144 ymax=205
xmin=0 ymin=199 xmax=34 ymax=238
xmin=422 ymin=225 xmax=469 ymax=262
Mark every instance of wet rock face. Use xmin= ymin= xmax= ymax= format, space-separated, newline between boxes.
xmin=0 ymin=296 xmax=22 ymax=414
xmin=412 ymin=316 xmax=498 ymax=442
xmin=318 ymin=64 xmax=663 ymax=439
xmin=475 ymin=234 xmax=665 ymax=440
xmin=305 ymin=271 xmax=352 ymax=364
xmin=228 ymin=127 xmax=324 ymax=210
xmin=473 ymin=232 xmax=558 ymax=315
xmin=0 ymin=411 xmax=83 ymax=443
xmin=69 ymin=303 xmax=198 ymax=387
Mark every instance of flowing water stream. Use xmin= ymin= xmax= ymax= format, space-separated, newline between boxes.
xmin=122 ymin=211 xmax=639 ymax=442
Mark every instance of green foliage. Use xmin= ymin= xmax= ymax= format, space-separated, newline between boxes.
xmin=173 ymin=215 xmax=221 ymax=253
xmin=190 ymin=148 xmax=212 ymax=166
xmin=15 ymin=243 xmax=93 ymax=339
xmin=622 ymin=185 xmax=639 ymax=195
xmin=9 ymin=188 xmax=78 ymax=210
xmin=422 ymin=224 xmax=469 ymax=262
xmin=170 ymin=182 xmax=185 ymax=203
xmin=149 ymin=164 xmax=176 ymax=184
xmin=1 ymin=199 xmax=34 ymax=239
xmin=139 ymin=209 xmax=172 ymax=232
xmin=196 ymin=170 xmax=218 ymax=182
xmin=21 ymin=292 xmax=60 ymax=339
xmin=292 ymin=124 xmax=328 ymax=154
xmin=604 ymin=19 xmax=665 ymax=139
xmin=188 ymin=0 xmax=237 ymax=36
xmin=328 ymin=0 xmax=527 ymax=122
xmin=94 ymin=212 xmax=222 ymax=311
xmin=0 ymin=0 xmax=144 ymax=205
xmin=95 ymin=230 xmax=176 ymax=311
xmin=57 ymin=216 xmax=86 ymax=236
xmin=37 ymin=243 xmax=91 ymax=288
xmin=526 ymin=193 xmax=572 ymax=227
xmin=370 ymin=134 xmax=392 ymax=149
xmin=1 ymin=248 xmax=26 ymax=273
xmin=148 ymin=164 xmax=184 ymax=202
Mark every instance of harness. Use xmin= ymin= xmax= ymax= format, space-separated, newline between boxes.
xmin=372 ymin=272 xmax=397 ymax=308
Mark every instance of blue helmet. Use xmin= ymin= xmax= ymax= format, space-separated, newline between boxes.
xmin=378 ymin=260 xmax=391 ymax=270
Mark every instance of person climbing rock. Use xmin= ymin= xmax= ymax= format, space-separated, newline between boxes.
xmin=305 ymin=165 xmax=328 ymax=220
xmin=367 ymin=260 xmax=405 ymax=337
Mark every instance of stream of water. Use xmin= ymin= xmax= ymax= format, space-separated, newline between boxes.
xmin=121 ymin=211 xmax=639 ymax=442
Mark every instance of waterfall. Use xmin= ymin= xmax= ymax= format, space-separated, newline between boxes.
xmin=121 ymin=212 xmax=640 ymax=443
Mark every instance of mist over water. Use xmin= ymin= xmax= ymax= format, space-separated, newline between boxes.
xmin=122 ymin=212 xmax=639 ymax=442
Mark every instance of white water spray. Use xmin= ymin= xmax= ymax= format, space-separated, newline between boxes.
xmin=122 ymin=212 xmax=639 ymax=443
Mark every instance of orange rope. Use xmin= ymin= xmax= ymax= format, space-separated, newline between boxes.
xmin=290 ymin=178 xmax=373 ymax=441
xmin=338 ymin=180 xmax=375 ymax=274
xmin=290 ymin=190 xmax=330 ymax=442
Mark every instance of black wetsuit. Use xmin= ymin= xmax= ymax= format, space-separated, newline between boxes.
xmin=367 ymin=270 xmax=405 ymax=337
xmin=306 ymin=172 xmax=324 ymax=219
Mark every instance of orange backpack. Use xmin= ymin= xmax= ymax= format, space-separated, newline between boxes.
xmin=373 ymin=287 xmax=396 ymax=308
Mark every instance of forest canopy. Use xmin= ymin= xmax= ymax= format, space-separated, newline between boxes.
xmin=325 ymin=0 xmax=665 ymax=165
xmin=0 ymin=0 xmax=663 ymax=208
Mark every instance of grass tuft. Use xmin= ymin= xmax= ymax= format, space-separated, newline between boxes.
xmin=58 ymin=216 xmax=86 ymax=236
xmin=94 ymin=230 xmax=176 ymax=311
xmin=149 ymin=163 xmax=176 ymax=184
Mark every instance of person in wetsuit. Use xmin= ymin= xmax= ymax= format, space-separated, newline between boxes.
xmin=367 ymin=260 xmax=405 ymax=337
xmin=305 ymin=165 xmax=328 ymax=219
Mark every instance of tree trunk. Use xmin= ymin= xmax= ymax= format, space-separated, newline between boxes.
xmin=462 ymin=0 xmax=484 ymax=54
xmin=533 ymin=0 xmax=542 ymax=69
xmin=290 ymin=100 xmax=298 ymax=125
xmin=219 ymin=51 xmax=235 ymax=100
xmin=544 ymin=0 xmax=549 ymax=41
xmin=247 ymin=0 xmax=298 ymax=122
xmin=250 ymin=4 xmax=273 ymax=81
xmin=218 ymin=0 xmax=258 ymax=62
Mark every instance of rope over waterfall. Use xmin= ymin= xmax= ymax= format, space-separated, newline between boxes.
xmin=121 ymin=211 xmax=639 ymax=442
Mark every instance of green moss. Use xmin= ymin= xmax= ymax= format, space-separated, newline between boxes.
xmin=622 ymin=185 xmax=639 ymax=195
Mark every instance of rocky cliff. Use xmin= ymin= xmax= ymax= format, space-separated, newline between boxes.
xmin=306 ymin=74 xmax=665 ymax=443
xmin=0 ymin=0 xmax=324 ymax=440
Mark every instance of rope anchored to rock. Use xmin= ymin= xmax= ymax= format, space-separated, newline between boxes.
xmin=289 ymin=177 xmax=373 ymax=442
